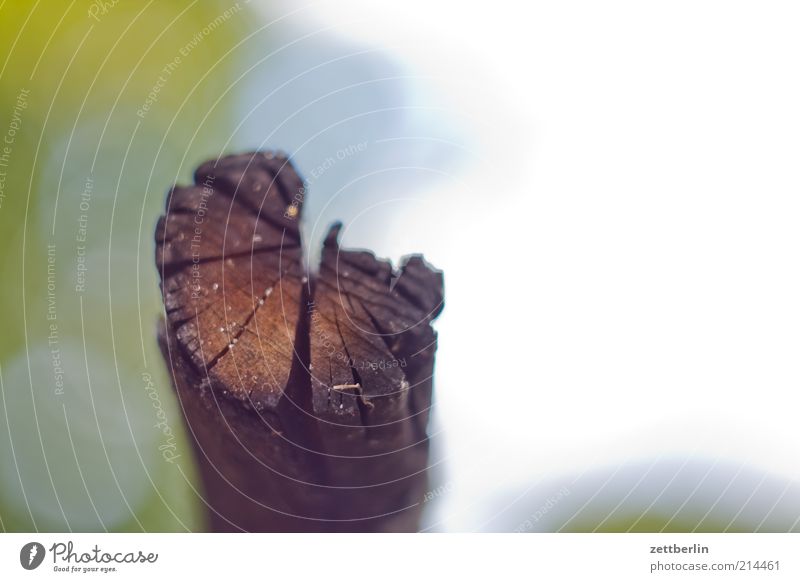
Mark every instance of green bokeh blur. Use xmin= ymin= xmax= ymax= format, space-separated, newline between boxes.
xmin=0 ymin=0 xmax=257 ymax=532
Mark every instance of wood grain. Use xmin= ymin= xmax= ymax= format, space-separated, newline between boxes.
xmin=156 ymin=151 xmax=443 ymax=531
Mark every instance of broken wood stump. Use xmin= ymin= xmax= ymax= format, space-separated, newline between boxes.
xmin=155 ymin=151 xmax=444 ymax=532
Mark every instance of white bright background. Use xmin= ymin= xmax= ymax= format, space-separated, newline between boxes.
xmin=250 ymin=0 xmax=800 ymax=530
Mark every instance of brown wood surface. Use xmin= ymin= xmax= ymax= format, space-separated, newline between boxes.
xmin=155 ymin=151 xmax=443 ymax=532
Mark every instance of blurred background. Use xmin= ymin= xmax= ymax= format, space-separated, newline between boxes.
xmin=1 ymin=0 xmax=800 ymax=532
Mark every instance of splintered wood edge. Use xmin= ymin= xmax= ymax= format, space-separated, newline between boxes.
xmin=155 ymin=151 xmax=444 ymax=429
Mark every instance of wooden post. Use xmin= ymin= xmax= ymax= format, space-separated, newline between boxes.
xmin=155 ymin=152 xmax=444 ymax=531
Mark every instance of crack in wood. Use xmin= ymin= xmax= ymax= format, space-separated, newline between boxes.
xmin=156 ymin=151 xmax=444 ymax=532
